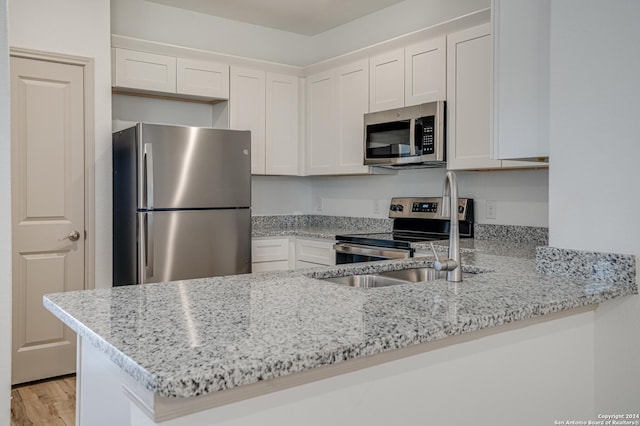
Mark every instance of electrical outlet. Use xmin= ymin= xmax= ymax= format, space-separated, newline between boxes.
xmin=372 ymin=199 xmax=381 ymax=214
xmin=486 ymin=200 xmax=497 ymax=220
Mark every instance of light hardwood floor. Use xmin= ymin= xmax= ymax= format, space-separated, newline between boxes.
xmin=11 ymin=375 xmax=76 ymax=426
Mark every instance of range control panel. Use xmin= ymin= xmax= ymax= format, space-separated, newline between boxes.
xmin=389 ymin=197 xmax=472 ymax=221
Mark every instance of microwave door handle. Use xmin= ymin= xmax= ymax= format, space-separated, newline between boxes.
xmin=409 ymin=118 xmax=416 ymax=156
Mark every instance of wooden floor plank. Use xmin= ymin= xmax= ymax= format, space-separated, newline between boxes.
xmin=11 ymin=375 xmax=76 ymax=426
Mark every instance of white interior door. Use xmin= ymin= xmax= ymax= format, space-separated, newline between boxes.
xmin=11 ymin=55 xmax=85 ymax=384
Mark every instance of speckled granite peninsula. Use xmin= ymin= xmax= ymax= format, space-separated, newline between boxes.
xmin=44 ymin=239 xmax=636 ymax=399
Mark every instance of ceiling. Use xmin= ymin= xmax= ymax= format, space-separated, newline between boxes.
xmin=146 ymin=0 xmax=407 ymax=35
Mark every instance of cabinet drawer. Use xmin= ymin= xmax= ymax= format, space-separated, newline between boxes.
xmin=295 ymin=238 xmax=336 ymax=266
xmin=252 ymin=238 xmax=290 ymax=263
xmin=252 ymin=260 xmax=290 ymax=273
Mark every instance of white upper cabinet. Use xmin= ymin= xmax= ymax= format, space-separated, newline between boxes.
xmin=114 ymin=48 xmax=176 ymax=93
xmin=265 ymin=73 xmax=300 ymax=175
xmin=335 ymin=60 xmax=370 ymax=174
xmin=404 ymin=37 xmax=446 ymax=106
xmin=231 ymin=67 xmax=300 ymax=176
xmin=113 ymin=48 xmax=230 ymax=101
xmin=491 ymin=0 xmax=550 ymax=161
xmin=369 ymin=48 xmax=405 ymax=112
xmin=447 ymin=24 xmax=544 ymax=170
xmin=306 ymin=60 xmax=374 ymax=175
xmin=230 ymin=67 xmax=266 ymax=175
xmin=369 ymin=37 xmax=446 ymax=113
xmin=306 ymin=71 xmax=337 ymax=175
xmin=176 ymin=58 xmax=229 ymax=99
xmin=447 ymin=24 xmax=501 ymax=170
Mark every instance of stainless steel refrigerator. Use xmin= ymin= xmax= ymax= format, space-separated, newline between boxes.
xmin=112 ymin=123 xmax=252 ymax=286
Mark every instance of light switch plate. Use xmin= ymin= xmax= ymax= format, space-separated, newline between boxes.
xmin=486 ymin=200 xmax=497 ymax=219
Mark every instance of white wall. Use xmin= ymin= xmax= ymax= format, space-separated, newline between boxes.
xmin=252 ymin=176 xmax=313 ymax=216
xmin=111 ymin=0 xmax=489 ymax=67
xmin=309 ymin=168 xmax=548 ymax=226
xmin=308 ymin=0 xmax=490 ymax=65
xmin=8 ymin=0 xmax=113 ymax=288
xmin=548 ymin=0 xmax=640 ymax=412
xmin=0 ymin=0 xmax=11 ymax=421
xmin=112 ymin=94 xmax=218 ymax=128
xmin=111 ymin=0 xmax=311 ymax=67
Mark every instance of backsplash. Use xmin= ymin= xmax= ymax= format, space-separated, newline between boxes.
xmin=536 ymin=247 xmax=636 ymax=284
xmin=474 ymin=224 xmax=548 ymax=245
xmin=252 ymin=215 xmax=392 ymax=232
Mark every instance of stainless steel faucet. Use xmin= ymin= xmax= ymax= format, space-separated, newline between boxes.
xmin=431 ymin=170 xmax=462 ymax=282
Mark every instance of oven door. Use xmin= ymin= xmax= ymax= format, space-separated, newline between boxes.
xmin=333 ymin=243 xmax=412 ymax=264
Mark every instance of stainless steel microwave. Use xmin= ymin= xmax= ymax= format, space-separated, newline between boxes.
xmin=363 ymin=101 xmax=445 ymax=168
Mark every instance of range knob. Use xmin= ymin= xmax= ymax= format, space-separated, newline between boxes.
xmin=396 ymin=204 xmax=404 ymax=212
xmin=390 ymin=204 xmax=397 ymax=211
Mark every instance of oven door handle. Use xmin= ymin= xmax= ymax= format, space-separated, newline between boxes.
xmin=333 ymin=243 xmax=412 ymax=259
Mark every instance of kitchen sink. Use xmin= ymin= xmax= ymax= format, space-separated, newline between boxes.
xmin=378 ymin=267 xmax=448 ymax=282
xmin=322 ymin=274 xmax=409 ymax=288
xmin=317 ymin=265 xmax=491 ymax=288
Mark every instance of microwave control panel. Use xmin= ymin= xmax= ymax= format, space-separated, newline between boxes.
xmin=417 ymin=116 xmax=435 ymax=155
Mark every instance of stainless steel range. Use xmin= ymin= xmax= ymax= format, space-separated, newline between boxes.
xmin=334 ymin=197 xmax=474 ymax=264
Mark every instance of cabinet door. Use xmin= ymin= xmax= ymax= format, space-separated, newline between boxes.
xmin=306 ymin=71 xmax=337 ymax=174
xmin=369 ymin=48 xmax=404 ymax=112
xmin=446 ymin=24 xmax=501 ymax=170
xmin=405 ymin=36 xmax=446 ymax=106
xmin=230 ymin=67 xmax=266 ymax=175
xmin=295 ymin=238 xmax=336 ymax=266
xmin=335 ymin=60 xmax=370 ymax=174
xmin=492 ymin=0 xmax=550 ymax=160
xmin=177 ymin=58 xmax=229 ymax=99
xmin=114 ymin=48 xmax=176 ymax=93
xmin=252 ymin=238 xmax=290 ymax=262
xmin=265 ymin=73 xmax=299 ymax=175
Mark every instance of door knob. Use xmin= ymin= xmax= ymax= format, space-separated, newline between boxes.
xmin=62 ymin=230 xmax=81 ymax=242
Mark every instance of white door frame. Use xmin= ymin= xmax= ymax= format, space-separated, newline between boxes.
xmin=10 ymin=47 xmax=96 ymax=291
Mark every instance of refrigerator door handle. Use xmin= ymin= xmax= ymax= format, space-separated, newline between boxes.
xmin=138 ymin=212 xmax=154 ymax=284
xmin=144 ymin=143 xmax=154 ymax=209
xmin=145 ymin=212 xmax=154 ymax=280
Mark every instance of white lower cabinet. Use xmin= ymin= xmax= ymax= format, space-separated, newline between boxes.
xmin=295 ymin=238 xmax=336 ymax=268
xmin=251 ymin=237 xmax=336 ymax=272
xmin=251 ymin=237 xmax=294 ymax=272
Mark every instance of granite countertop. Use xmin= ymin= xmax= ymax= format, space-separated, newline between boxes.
xmin=44 ymin=239 xmax=637 ymax=400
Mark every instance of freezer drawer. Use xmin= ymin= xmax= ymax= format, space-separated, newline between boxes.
xmin=137 ymin=209 xmax=251 ymax=284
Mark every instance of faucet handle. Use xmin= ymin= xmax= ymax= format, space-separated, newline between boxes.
xmin=430 ymin=243 xmax=459 ymax=272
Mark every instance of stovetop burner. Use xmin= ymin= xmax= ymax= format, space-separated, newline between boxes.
xmin=335 ymin=197 xmax=474 ymax=250
xmin=335 ymin=231 xmax=446 ymax=250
